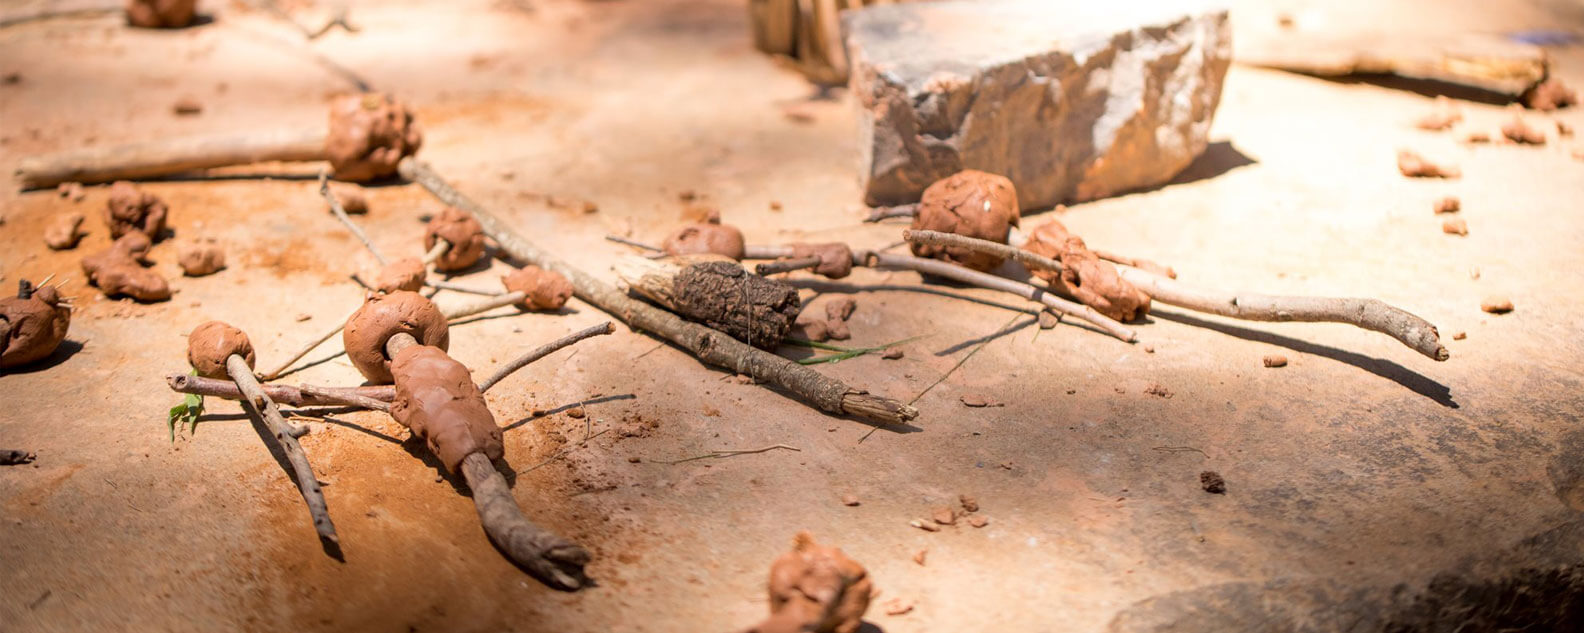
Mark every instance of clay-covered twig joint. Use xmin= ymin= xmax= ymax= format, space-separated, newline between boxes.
xmin=16 ymin=93 xmax=422 ymax=189
xmin=903 ymin=229 xmax=1449 ymax=361
xmin=344 ymin=291 xmax=590 ymax=589
xmin=185 ymin=321 xmax=340 ymax=546
xmin=398 ymin=158 xmax=919 ymax=426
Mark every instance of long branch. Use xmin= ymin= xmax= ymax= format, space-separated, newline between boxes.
xmin=225 ymin=355 xmax=340 ymax=545
xmin=479 ymin=322 xmax=616 ymax=392
xmin=398 ymin=158 xmax=918 ymax=426
xmin=905 ymin=229 xmax=1447 ymax=360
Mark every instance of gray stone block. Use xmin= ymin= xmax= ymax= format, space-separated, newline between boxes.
xmin=845 ymin=0 xmax=1232 ymax=209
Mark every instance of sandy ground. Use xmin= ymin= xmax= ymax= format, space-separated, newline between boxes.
xmin=2 ymin=0 xmax=1583 ymax=631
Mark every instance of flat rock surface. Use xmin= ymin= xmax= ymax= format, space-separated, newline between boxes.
xmin=846 ymin=0 xmax=1232 ymax=209
xmin=2 ymin=0 xmax=1583 ymax=631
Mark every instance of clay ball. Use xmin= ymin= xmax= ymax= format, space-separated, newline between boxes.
xmin=177 ymin=238 xmax=226 ymax=277
xmin=186 ymin=321 xmax=254 ymax=379
xmin=909 ymin=169 xmax=1020 ymax=272
xmin=759 ymin=532 xmax=873 ymax=633
xmin=423 ymin=207 xmax=488 ymax=272
xmin=662 ymin=222 xmax=746 ymax=260
xmin=105 ymin=181 xmax=168 ymax=241
xmin=125 ymin=0 xmax=196 ymax=28
xmin=342 ymin=291 xmax=450 ymax=384
xmin=325 ymin=93 xmax=423 ymax=182
xmin=329 ymin=182 xmax=369 ymax=215
xmin=499 ymin=266 xmax=573 ymax=311
xmin=0 ymin=282 xmax=72 ymax=369
xmin=373 ymin=257 xmax=426 ymax=293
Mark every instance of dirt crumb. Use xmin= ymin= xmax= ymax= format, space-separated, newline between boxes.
xmin=1397 ymin=150 xmax=1461 ymax=178
xmin=1414 ymin=97 xmax=1462 ymax=131
xmin=1521 ymin=78 xmax=1577 ymax=111
xmin=931 ymin=506 xmax=956 ymax=525
xmin=1452 ymin=331 xmax=1467 ymax=340
xmin=1480 ymin=296 xmax=1514 ymax=314
xmin=967 ymin=515 xmax=989 ymax=528
xmin=1502 ymin=112 xmax=1548 ymax=145
xmin=959 ymin=494 xmax=978 ymax=513
xmin=1442 ymin=218 xmax=1468 ymax=236
xmin=881 ymin=348 xmax=904 ymax=360
xmin=1145 ymin=383 xmax=1174 ymax=399
xmin=882 ymin=598 xmax=914 ymax=616
xmin=841 ymin=494 xmax=860 ymax=507
xmin=1262 ymin=354 xmax=1288 ymax=368
xmin=908 ymin=519 xmax=939 ymax=532
xmin=177 ymin=238 xmax=226 ymax=277
xmin=1038 ymin=310 xmax=1060 ymax=329
xmin=1434 ymin=197 xmax=1460 ymax=214
xmin=172 ymin=97 xmax=202 ymax=116
xmin=43 ymin=212 xmax=86 ymax=250
xmin=56 ymin=182 xmax=84 ymax=202
xmin=1200 ymin=471 xmax=1227 ymax=494
xmin=959 ymin=394 xmax=1001 ymax=408
xmin=126 ymin=0 xmax=197 ymax=28
xmin=912 ymin=548 xmax=927 ymax=566
xmin=1462 ymin=131 xmax=1492 ymax=144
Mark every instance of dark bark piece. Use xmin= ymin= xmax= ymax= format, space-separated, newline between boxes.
xmin=673 ymin=260 xmax=801 ymax=349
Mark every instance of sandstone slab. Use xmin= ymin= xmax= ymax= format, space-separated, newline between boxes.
xmin=845 ymin=0 xmax=1231 ymax=210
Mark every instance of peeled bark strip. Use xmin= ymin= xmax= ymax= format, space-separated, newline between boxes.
xmin=224 ymin=355 xmax=340 ymax=545
xmin=1114 ymin=269 xmax=1449 ymax=361
xmin=398 ymin=159 xmax=918 ymax=426
xmin=616 ymin=257 xmax=801 ymax=349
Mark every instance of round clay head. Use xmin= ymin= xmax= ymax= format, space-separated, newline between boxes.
xmin=105 ymin=181 xmax=168 ymax=241
xmin=763 ymin=532 xmax=873 ymax=633
xmin=423 ymin=207 xmax=488 ymax=272
xmin=909 ymin=169 xmax=1020 ymax=271
xmin=373 ymin=257 xmax=426 ymax=293
xmin=126 ymin=0 xmax=197 ymax=28
xmin=325 ymin=93 xmax=424 ymax=182
xmin=500 ymin=266 xmax=573 ymax=311
xmin=342 ymin=291 xmax=450 ymax=384
xmin=0 ymin=281 xmax=72 ymax=369
xmin=661 ymin=222 xmax=746 ymax=260
xmin=186 ymin=321 xmax=255 ymax=379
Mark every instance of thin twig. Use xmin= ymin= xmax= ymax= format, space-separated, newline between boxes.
xmin=320 ymin=170 xmax=387 ymax=265
xmin=651 ymin=444 xmax=801 ymax=465
xmin=479 ymin=322 xmax=616 ymax=392
xmin=907 ymin=229 xmax=1446 ymax=360
xmin=225 ymin=355 xmax=340 ymax=545
xmin=862 ymin=313 xmax=1021 ymax=443
xmin=260 ymin=305 xmax=359 ymax=381
xmin=864 ymin=204 xmax=918 ymax=223
xmin=427 ymin=280 xmax=502 ymax=296
xmin=605 ymin=235 xmax=663 ymax=253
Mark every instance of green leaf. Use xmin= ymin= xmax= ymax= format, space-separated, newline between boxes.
xmin=793 ymin=334 xmax=930 ymax=365
xmin=166 ymin=369 xmax=205 ymax=442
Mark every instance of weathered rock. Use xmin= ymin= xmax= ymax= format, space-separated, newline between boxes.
xmin=846 ymin=0 xmax=1231 ymax=210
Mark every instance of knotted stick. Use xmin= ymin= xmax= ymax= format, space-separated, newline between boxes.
xmin=398 ymin=159 xmax=918 ymax=426
xmin=168 ymin=373 xmax=394 ymax=409
xmin=223 ymin=355 xmax=340 ymax=545
xmin=384 ymin=332 xmax=590 ymax=590
xmin=479 ymin=322 xmax=616 ymax=392
xmin=904 ymin=229 xmax=1448 ymax=360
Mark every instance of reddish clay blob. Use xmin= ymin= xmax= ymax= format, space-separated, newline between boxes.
xmin=373 ymin=257 xmax=426 ymax=293
xmin=909 ymin=169 xmax=1021 ymax=272
xmin=105 ymin=181 xmax=168 ymax=240
xmin=388 ymin=345 xmax=505 ymax=473
xmin=500 ymin=265 xmax=573 ymax=311
xmin=186 ymin=321 xmax=254 ymax=379
xmin=125 ymin=0 xmax=196 ymax=28
xmin=662 ymin=219 xmax=746 ymax=260
xmin=329 ymin=182 xmax=368 ymax=214
xmin=1397 ymin=150 xmax=1461 ymax=179
xmin=1023 ymin=220 xmax=1151 ymax=322
xmin=177 ymin=238 xmax=225 ymax=277
xmin=1501 ymin=113 xmax=1548 ymax=145
xmin=325 ymin=93 xmax=423 ymax=182
xmin=746 ymin=532 xmax=874 ymax=633
xmin=1522 ymin=78 xmax=1578 ymax=111
xmin=0 ymin=283 xmax=72 ymax=369
xmin=43 ymin=212 xmax=86 ymax=250
xmin=423 ymin=207 xmax=488 ymax=272
xmin=81 ymin=233 xmax=170 ymax=302
xmin=342 ymin=291 xmax=449 ymax=384
xmin=788 ymin=242 xmax=854 ymax=279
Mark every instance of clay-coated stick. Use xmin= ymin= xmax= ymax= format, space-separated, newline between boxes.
xmin=755 ymin=256 xmax=822 ymax=276
xmin=16 ymin=128 xmax=327 ymax=190
xmin=168 ymin=372 xmax=394 ymax=408
xmin=224 ymin=355 xmax=340 ymax=545
xmin=398 ymin=158 xmax=918 ymax=426
xmin=907 ymin=229 xmax=1448 ymax=360
xmin=478 ymin=322 xmax=616 ymax=393
xmin=384 ymin=332 xmax=590 ymax=590
xmin=861 ymin=251 xmax=1137 ymax=343
xmin=319 ymin=170 xmax=387 ymax=266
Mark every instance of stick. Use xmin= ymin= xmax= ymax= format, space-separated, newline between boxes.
xmin=1091 ymin=249 xmax=1176 ymax=279
xmin=864 ymin=204 xmax=917 ymax=223
xmin=225 ymin=355 xmax=340 ymax=545
xmin=755 ymin=256 xmax=822 ymax=276
xmin=398 ymin=159 xmax=918 ymax=426
xmin=319 ymin=170 xmax=387 ymax=265
xmin=905 ymin=229 xmax=1447 ymax=361
xmin=296 ymin=384 xmax=390 ymax=412
xmin=168 ymin=372 xmax=394 ymax=407
xmin=16 ymin=128 xmax=327 ymax=190
xmin=862 ymin=250 xmax=1136 ymax=343
xmin=427 ymin=280 xmax=503 ymax=296
xmin=385 ymin=332 xmax=590 ymax=590
xmin=422 ymin=238 xmax=451 ymax=267
xmin=260 ymin=308 xmax=357 ymax=381
xmin=604 ymin=235 xmax=664 ymax=253
xmin=479 ymin=322 xmax=616 ymax=392
xmin=1115 ymin=268 xmax=1449 ymax=361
